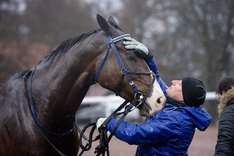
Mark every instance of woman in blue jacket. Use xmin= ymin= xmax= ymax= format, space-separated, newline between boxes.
xmin=97 ymin=37 xmax=212 ymax=156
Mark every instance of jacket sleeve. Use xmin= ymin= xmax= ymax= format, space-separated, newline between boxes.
xmin=146 ymin=57 xmax=168 ymax=95
xmin=107 ymin=116 xmax=181 ymax=145
xmin=215 ymin=105 xmax=234 ymax=156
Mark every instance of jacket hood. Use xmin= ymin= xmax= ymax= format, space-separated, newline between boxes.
xmin=183 ymin=106 xmax=212 ymax=131
xmin=218 ymin=87 xmax=234 ymax=116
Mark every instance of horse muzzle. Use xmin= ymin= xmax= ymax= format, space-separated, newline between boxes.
xmin=139 ymin=95 xmax=166 ymax=117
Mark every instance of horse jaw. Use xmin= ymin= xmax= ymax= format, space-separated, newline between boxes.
xmin=140 ymin=81 xmax=166 ymax=117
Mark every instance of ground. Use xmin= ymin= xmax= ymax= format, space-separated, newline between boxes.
xmin=80 ymin=126 xmax=217 ymax=156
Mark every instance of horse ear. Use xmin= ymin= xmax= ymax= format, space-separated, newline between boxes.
xmin=97 ymin=14 xmax=115 ymax=35
xmin=108 ymin=16 xmax=120 ymax=29
xmin=97 ymin=14 xmax=111 ymax=34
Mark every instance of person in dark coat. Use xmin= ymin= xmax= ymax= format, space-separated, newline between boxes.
xmin=215 ymin=77 xmax=234 ymax=156
xmin=97 ymin=37 xmax=212 ymax=156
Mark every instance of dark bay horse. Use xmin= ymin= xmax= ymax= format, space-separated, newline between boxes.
xmin=0 ymin=14 xmax=165 ymax=156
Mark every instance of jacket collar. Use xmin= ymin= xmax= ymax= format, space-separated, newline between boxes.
xmin=218 ymin=87 xmax=234 ymax=115
xmin=166 ymin=97 xmax=186 ymax=107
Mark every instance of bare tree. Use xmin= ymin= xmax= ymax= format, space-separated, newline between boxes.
xmin=172 ymin=0 xmax=234 ymax=89
xmin=0 ymin=0 xmax=96 ymax=83
xmin=113 ymin=0 xmax=234 ymax=90
xmin=23 ymin=0 xmax=95 ymax=45
xmin=0 ymin=0 xmax=22 ymax=40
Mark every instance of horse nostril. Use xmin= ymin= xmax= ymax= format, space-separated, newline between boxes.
xmin=157 ymin=98 xmax=161 ymax=103
xmin=157 ymin=97 xmax=163 ymax=104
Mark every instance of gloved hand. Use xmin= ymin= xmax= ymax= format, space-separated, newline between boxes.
xmin=96 ymin=118 xmax=107 ymax=129
xmin=123 ymin=37 xmax=153 ymax=60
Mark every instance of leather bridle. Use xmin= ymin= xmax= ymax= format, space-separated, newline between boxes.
xmin=95 ymin=33 xmax=156 ymax=111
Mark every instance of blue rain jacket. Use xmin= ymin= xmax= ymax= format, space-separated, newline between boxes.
xmin=106 ymin=57 xmax=212 ymax=156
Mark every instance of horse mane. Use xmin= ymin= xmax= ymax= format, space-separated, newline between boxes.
xmin=0 ymin=70 xmax=28 ymax=87
xmin=38 ymin=28 xmax=101 ymax=66
xmin=2 ymin=29 xmax=102 ymax=83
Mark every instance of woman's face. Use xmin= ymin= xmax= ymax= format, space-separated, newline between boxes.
xmin=166 ymin=80 xmax=184 ymax=103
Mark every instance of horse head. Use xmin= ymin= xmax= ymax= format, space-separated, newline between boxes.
xmin=93 ymin=14 xmax=166 ymax=116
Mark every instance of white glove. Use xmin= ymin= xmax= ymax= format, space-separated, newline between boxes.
xmin=123 ymin=37 xmax=149 ymax=55
xmin=96 ymin=118 xmax=107 ymax=129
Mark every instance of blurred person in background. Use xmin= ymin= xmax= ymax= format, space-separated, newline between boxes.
xmin=96 ymin=37 xmax=212 ymax=156
xmin=214 ymin=77 xmax=234 ymax=156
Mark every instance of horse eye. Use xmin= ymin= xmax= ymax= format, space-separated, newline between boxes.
xmin=128 ymin=56 xmax=137 ymax=62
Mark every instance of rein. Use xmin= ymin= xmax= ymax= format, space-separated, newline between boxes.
xmin=24 ymin=68 xmax=74 ymax=156
xmin=79 ymin=100 xmax=134 ymax=156
xmin=95 ymin=101 xmax=135 ymax=156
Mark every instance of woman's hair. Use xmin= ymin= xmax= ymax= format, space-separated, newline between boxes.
xmin=217 ymin=77 xmax=234 ymax=95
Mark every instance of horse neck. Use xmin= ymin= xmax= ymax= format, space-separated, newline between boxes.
xmin=31 ymin=33 xmax=103 ymax=130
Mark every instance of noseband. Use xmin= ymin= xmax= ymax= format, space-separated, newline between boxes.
xmin=95 ymin=33 xmax=155 ymax=110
